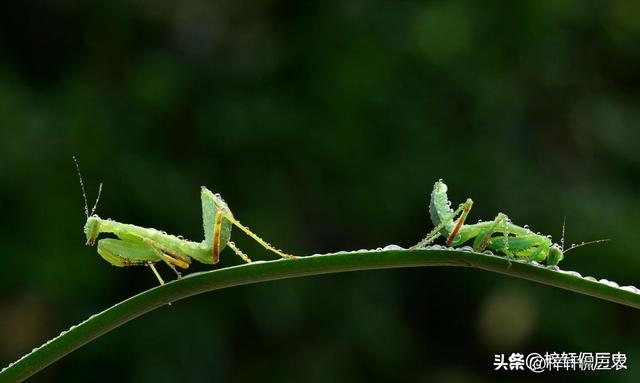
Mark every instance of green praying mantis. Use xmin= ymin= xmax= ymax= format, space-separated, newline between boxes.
xmin=75 ymin=158 xmax=295 ymax=285
xmin=411 ymin=180 xmax=607 ymax=265
xmin=77 ymin=157 xmax=604 ymax=283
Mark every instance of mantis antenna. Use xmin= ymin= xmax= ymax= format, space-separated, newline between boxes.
xmin=564 ymin=239 xmax=611 ymax=254
xmin=561 ymin=216 xmax=566 ymax=252
xmin=73 ymin=156 xmax=103 ymax=218
xmin=90 ymin=183 xmax=103 ymax=216
xmin=560 ymin=217 xmax=610 ymax=254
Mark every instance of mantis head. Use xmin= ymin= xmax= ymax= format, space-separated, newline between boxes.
xmin=547 ymin=244 xmax=564 ymax=266
xmin=84 ymin=215 xmax=101 ymax=246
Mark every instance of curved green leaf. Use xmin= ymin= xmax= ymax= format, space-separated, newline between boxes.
xmin=1 ymin=248 xmax=638 ymax=382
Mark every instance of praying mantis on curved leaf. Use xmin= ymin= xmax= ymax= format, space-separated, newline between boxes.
xmin=74 ymin=157 xmax=295 ymax=285
xmin=411 ymin=180 xmax=608 ymax=265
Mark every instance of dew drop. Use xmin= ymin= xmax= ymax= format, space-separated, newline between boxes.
xmin=598 ymin=279 xmax=620 ymax=288
xmin=621 ymin=285 xmax=640 ymax=294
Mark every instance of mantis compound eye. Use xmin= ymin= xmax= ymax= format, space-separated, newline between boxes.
xmin=547 ymin=245 xmax=564 ymax=266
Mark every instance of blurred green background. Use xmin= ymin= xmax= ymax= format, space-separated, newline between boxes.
xmin=1 ymin=0 xmax=639 ymax=382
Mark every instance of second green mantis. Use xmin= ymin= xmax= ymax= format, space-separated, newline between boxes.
xmin=412 ymin=180 xmax=606 ymax=265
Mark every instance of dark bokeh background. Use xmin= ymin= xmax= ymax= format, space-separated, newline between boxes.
xmin=1 ymin=1 xmax=639 ymax=382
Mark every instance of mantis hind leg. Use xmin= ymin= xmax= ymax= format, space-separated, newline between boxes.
xmin=212 ymin=209 xmax=296 ymax=264
xmin=227 ymin=241 xmax=251 ymax=263
xmin=446 ymin=199 xmax=473 ymax=246
xmin=412 ymin=198 xmax=473 ymax=249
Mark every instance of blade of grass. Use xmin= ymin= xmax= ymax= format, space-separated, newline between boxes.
xmin=1 ymin=248 xmax=638 ymax=382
